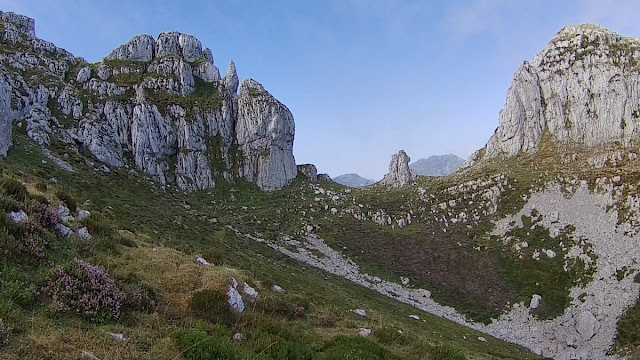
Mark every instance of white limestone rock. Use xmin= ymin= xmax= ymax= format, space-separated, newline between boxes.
xmin=0 ymin=76 xmax=14 ymax=156
xmin=76 ymin=66 xmax=91 ymax=82
xmin=297 ymin=164 xmax=318 ymax=182
xmin=105 ymin=34 xmax=155 ymax=62
xmin=77 ymin=227 xmax=92 ymax=241
xmin=575 ymin=310 xmax=600 ymax=341
xmin=236 ymin=79 xmax=297 ymax=191
xmin=381 ymin=150 xmax=417 ymax=188
xmin=530 ymin=294 xmax=542 ymax=309
xmin=8 ymin=210 xmax=28 ymax=224
xmin=476 ymin=24 xmax=640 ymax=162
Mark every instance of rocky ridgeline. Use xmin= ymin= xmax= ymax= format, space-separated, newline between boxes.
xmin=465 ymin=24 xmax=640 ymax=166
xmin=0 ymin=11 xmax=299 ymax=192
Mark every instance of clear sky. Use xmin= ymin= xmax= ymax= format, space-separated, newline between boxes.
xmin=2 ymin=1 xmax=639 ymax=180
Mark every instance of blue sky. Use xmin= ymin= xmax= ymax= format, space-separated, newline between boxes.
xmin=2 ymin=0 xmax=640 ymax=180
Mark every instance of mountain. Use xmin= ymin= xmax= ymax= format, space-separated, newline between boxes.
xmin=465 ymin=23 xmax=640 ymax=168
xmin=0 ymin=12 xmax=298 ymax=192
xmin=409 ymin=154 xmax=465 ymax=176
xmin=332 ymin=173 xmax=375 ymax=187
xmin=2 ymin=10 xmax=640 ymax=360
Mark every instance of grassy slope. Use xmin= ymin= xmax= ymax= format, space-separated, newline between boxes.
xmin=0 ymin=134 xmax=543 ymax=359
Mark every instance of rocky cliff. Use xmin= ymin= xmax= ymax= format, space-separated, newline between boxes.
xmin=0 ymin=11 xmax=298 ymax=192
xmin=468 ymin=24 xmax=640 ymax=165
xmin=380 ymin=150 xmax=417 ymax=188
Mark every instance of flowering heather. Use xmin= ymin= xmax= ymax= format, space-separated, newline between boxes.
xmin=39 ymin=207 xmax=62 ymax=230
xmin=42 ymin=259 xmax=126 ymax=322
xmin=128 ymin=285 xmax=156 ymax=313
xmin=0 ymin=318 xmax=8 ymax=346
xmin=26 ymin=238 xmax=46 ymax=260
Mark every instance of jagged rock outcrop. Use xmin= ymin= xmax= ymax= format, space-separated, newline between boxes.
xmin=236 ymin=79 xmax=297 ymax=191
xmin=473 ymin=24 xmax=640 ymax=163
xmin=297 ymin=164 xmax=318 ymax=182
xmin=380 ymin=150 xmax=417 ymax=188
xmin=0 ymin=11 xmax=299 ymax=192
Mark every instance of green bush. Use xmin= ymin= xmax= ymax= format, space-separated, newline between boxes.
xmin=2 ymin=179 xmax=27 ymax=201
xmin=256 ymin=293 xmax=311 ymax=319
xmin=34 ymin=182 xmax=48 ymax=192
xmin=55 ymin=190 xmax=77 ymax=212
xmin=247 ymin=329 xmax=317 ymax=360
xmin=320 ymin=336 xmax=395 ymax=360
xmin=374 ymin=327 xmax=409 ymax=346
xmin=189 ymin=289 xmax=236 ymax=326
xmin=173 ymin=328 xmax=267 ymax=360
xmin=428 ymin=344 xmax=466 ymax=360
xmin=201 ymin=249 xmax=224 ymax=265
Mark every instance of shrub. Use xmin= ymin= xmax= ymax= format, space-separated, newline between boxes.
xmin=34 ymin=182 xmax=48 ymax=192
xmin=2 ymin=179 xmax=27 ymax=201
xmin=256 ymin=293 xmax=311 ymax=319
xmin=247 ymin=329 xmax=317 ymax=360
xmin=374 ymin=327 xmax=409 ymax=346
xmin=320 ymin=336 xmax=394 ymax=360
xmin=0 ymin=318 xmax=8 ymax=347
xmin=173 ymin=328 xmax=267 ymax=360
xmin=55 ymin=190 xmax=77 ymax=212
xmin=42 ymin=259 xmax=126 ymax=322
xmin=189 ymin=289 xmax=236 ymax=326
xmin=127 ymin=283 xmax=156 ymax=313
xmin=428 ymin=344 xmax=466 ymax=360
xmin=39 ymin=207 xmax=62 ymax=229
xmin=201 ymin=249 xmax=223 ymax=265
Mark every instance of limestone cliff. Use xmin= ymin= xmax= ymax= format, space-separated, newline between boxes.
xmin=469 ymin=24 xmax=640 ymax=165
xmin=380 ymin=150 xmax=417 ymax=188
xmin=0 ymin=11 xmax=299 ymax=192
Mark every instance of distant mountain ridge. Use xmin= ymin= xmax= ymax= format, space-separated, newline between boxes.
xmin=410 ymin=154 xmax=464 ymax=176
xmin=332 ymin=173 xmax=375 ymax=187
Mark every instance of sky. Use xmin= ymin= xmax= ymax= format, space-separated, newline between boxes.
xmin=2 ymin=0 xmax=640 ymax=180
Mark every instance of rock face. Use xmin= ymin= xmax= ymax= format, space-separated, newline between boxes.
xmin=473 ymin=24 xmax=640 ymax=162
xmin=410 ymin=154 xmax=465 ymax=176
xmin=297 ymin=164 xmax=318 ymax=182
xmin=0 ymin=11 xmax=299 ymax=192
xmin=236 ymin=79 xmax=297 ymax=191
xmin=380 ymin=150 xmax=417 ymax=188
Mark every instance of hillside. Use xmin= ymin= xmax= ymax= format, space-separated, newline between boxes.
xmin=1 ymin=10 xmax=640 ymax=360
xmin=0 ymin=10 xmax=541 ymax=360
xmin=333 ymin=173 xmax=375 ymax=187
xmin=410 ymin=154 xmax=465 ymax=176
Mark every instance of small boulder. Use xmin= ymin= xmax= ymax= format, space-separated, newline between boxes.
xmin=109 ymin=333 xmax=126 ymax=343
xmin=478 ymin=337 xmax=487 ymax=343
xmin=358 ymin=328 xmax=372 ymax=338
xmin=226 ymin=286 xmax=245 ymax=313
xmin=272 ymin=285 xmax=283 ymax=293
xmin=77 ymin=227 xmax=92 ymax=241
xmin=243 ymin=282 xmax=258 ymax=301
xmin=233 ymin=333 xmax=245 ymax=342
xmin=77 ymin=210 xmax=91 ymax=220
xmin=576 ymin=311 xmax=600 ymax=341
xmin=55 ymin=224 xmax=74 ymax=238
xmin=196 ymin=257 xmax=210 ymax=266
xmin=353 ymin=309 xmax=367 ymax=317
xmin=8 ymin=210 xmax=28 ymax=224
xmin=409 ymin=315 xmax=420 ymax=321
xmin=57 ymin=205 xmax=74 ymax=222
xmin=530 ymin=294 xmax=542 ymax=309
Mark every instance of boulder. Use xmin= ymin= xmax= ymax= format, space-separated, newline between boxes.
xmin=104 ymin=34 xmax=155 ymax=62
xmin=576 ymin=310 xmax=600 ymax=341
